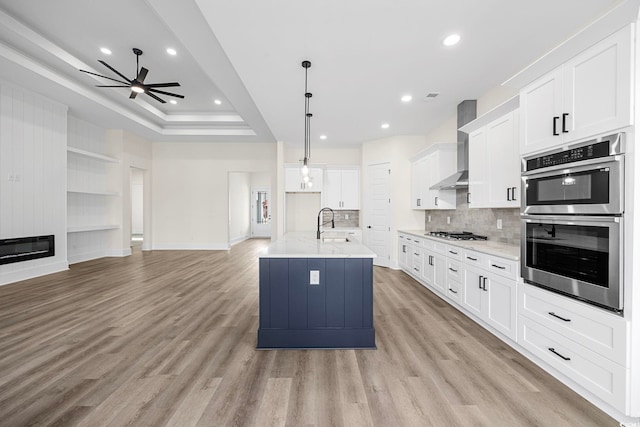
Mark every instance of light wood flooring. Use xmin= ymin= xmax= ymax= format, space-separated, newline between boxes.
xmin=0 ymin=239 xmax=618 ymax=426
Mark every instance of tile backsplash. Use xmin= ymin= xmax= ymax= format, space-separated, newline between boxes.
xmin=323 ymin=210 xmax=359 ymax=228
xmin=424 ymin=189 xmax=520 ymax=245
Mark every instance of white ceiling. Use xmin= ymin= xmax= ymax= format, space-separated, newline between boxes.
xmin=0 ymin=0 xmax=624 ymax=146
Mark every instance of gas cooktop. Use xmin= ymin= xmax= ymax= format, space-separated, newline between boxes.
xmin=426 ymin=231 xmax=488 ymax=241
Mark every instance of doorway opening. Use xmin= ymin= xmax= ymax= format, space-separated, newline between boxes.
xmin=252 ymin=187 xmax=272 ymax=238
xmin=130 ymin=167 xmax=144 ymax=250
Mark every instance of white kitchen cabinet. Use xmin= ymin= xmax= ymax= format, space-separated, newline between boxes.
xmin=323 ymin=168 xmax=359 ymax=209
xmin=397 ymin=234 xmax=410 ymax=270
xmin=410 ymin=143 xmax=457 ymax=210
xmin=520 ymin=25 xmax=632 ymax=155
xmin=468 ymin=111 xmax=520 ymax=208
xmin=462 ymin=250 xmax=518 ymax=341
xmin=285 ymin=165 xmax=323 ymax=192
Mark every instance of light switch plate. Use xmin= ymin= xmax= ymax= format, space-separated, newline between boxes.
xmin=310 ymin=270 xmax=320 ymax=285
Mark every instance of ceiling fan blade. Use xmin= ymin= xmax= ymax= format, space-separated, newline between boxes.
xmin=98 ymin=60 xmax=131 ymax=83
xmin=79 ymin=69 xmax=129 ymax=85
xmin=144 ymin=91 xmax=166 ymax=104
xmin=144 ymin=82 xmax=181 ymax=88
xmin=129 ymin=91 xmax=138 ymax=99
xmin=96 ymin=85 xmax=131 ymax=88
xmin=147 ymin=88 xmax=185 ymax=99
xmin=137 ymin=67 xmax=149 ymax=83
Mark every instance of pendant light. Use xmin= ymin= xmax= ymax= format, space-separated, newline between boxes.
xmin=301 ymin=60 xmax=312 ymax=176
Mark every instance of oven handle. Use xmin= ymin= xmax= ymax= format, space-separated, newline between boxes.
xmin=521 ymin=155 xmax=622 ymax=177
xmin=521 ymin=214 xmax=621 ymax=225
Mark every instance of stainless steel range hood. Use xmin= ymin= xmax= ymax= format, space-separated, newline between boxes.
xmin=430 ymin=100 xmax=477 ymax=190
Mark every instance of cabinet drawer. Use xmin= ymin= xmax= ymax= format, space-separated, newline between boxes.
xmin=518 ymin=316 xmax=626 ymax=411
xmin=485 ymin=255 xmax=517 ymax=279
xmin=463 ymin=249 xmax=486 ymax=266
xmin=446 ymin=259 xmax=462 ymax=281
xmin=445 ymin=245 xmax=463 ymax=260
xmin=432 ymin=241 xmax=447 ymax=255
xmin=446 ymin=278 xmax=462 ymax=304
xmin=519 ymin=284 xmax=627 ymax=365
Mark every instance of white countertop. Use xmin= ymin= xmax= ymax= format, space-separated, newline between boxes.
xmin=400 ymin=229 xmax=520 ymax=261
xmin=260 ymin=232 xmax=377 ymax=259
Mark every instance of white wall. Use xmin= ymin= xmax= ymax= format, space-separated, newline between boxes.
xmin=228 ymin=171 xmax=251 ymax=244
xmin=0 ymin=81 xmax=68 ymax=285
xmin=151 ymin=141 xmax=276 ymax=250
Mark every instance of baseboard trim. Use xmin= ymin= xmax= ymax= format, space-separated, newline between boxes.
xmin=0 ymin=261 xmax=69 ymax=286
xmin=230 ymin=235 xmax=249 ymax=246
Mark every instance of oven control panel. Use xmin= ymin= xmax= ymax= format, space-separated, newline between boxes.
xmin=526 ymin=140 xmax=611 ymax=171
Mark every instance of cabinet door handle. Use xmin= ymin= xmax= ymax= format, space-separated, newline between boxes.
xmin=414 ymin=268 xmax=419 ymax=272
xmin=417 ymin=198 xmax=421 ymax=207
xmin=548 ymin=312 xmax=571 ymax=322
xmin=449 ymin=250 xmax=458 ymax=255
xmin=553 ymin=116 xmax=560 ymax=136
xmin=491 ymin=264 xmax=506 ymax=270
xmin=548 ymin=347 xmax=571 ymax=361
xmin=482 ymin=277 xmax=487 ymax=291
xmin=478 ymin=275 xmax=483 ymax=289
xmin=467 ymin=192 xmax=471 ymax=204
xmin=466 ymin=256 xmax=477 ymax=261
xmin=435 ymin=196 xmax=439 ymax=206
xmin=562 ymin=113 xmax=569 ymax=133
xmin=511 ymin=187 xmax=517 ymax=201
xmin=448 ymin=288 xmax=458 ymax=294
xmin=429 ymin=255 xmax=433 ymax=266
xmin=414 ymin=252 xmax=419 ymax=256
xmin=402 ymin=245 xmax=406 ymax=253
xmin=448 ymin=267 xmax=457 ymax=273
xmin=507 ymin=187 xmax=511 ymax=201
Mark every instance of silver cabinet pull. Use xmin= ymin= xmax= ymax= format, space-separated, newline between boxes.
xmin=491 ymin=264 xmax=506 ymax=270
xmin=449 ymin=250 xmax=458 ymax=255
xmin=482 ymin=277 xmax=487 ymax=291
xmin=478 ymin=275 xmax=483 ymax=289
xmin=466 ymin=256 xmax=477 ymax=261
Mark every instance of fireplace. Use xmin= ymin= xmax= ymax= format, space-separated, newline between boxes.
xmin=0 ymin=235 xmax=55 ymax=265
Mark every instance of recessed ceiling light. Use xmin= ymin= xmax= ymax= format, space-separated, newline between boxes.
xmin=169 ymin=100 xmax=177 ymax=105
xmin=166 ymin=48 xmax=177 ymax=56
xmin=443 ymin=34 xmax=461 ymax=47
xmin=214 ymin=99 xmax=222 ymax=105
xmin=100 ymin=47 xmax=112 ymax=55
xmin=381 ymin=123 xmax=390 ymax=129
xmin=401 ymin=95 xmax=412 ymax=102
xmin=320 ymin=135 xmax=327 ymax=140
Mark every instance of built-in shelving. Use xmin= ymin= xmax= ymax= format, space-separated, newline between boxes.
xmin=67 ymin=146 xmax=120 ymax=163
xmin=67 ymin=225 xmax=120 ymax=233
xmin=67 ymin=189 xmax=119 ymax=196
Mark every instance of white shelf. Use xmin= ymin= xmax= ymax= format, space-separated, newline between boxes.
xmin=67 ymin=189 xmax=119 ymax=196
xmin=67 ymin=225 xmax=120 ymax=233
xmin=458 ymin=95 xmax=519 ymax=133
xmin=67 ymin=147 xmax=120 ymax=163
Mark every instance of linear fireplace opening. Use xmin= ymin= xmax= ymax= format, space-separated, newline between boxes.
xmin=0 ymin=235 xmax=55 ymax=265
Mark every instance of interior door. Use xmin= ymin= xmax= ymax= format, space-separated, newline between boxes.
xmin=251 ymin=187 xmax=271 ymax=238
xmin=365 ymin=162 xmax=391 ymax=267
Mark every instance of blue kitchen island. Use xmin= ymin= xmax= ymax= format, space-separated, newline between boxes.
xmin=257 ymin=233 xmax=376 ymax=349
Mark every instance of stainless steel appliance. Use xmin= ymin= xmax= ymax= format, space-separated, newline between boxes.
xmin=521 ymin=133 xmax=625 ymax=313
xmin=522 ymin=133 xmax=624 ymax=215
xmin=521 ymin=215 xmax=622 ymax=312
xmin=426 ymin=231 xmax=487 ymax=241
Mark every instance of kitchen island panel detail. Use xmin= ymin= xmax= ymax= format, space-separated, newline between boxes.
xmin=258 ymin=257 xmax=375 ymax=349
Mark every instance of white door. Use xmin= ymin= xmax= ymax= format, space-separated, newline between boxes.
xmin=251 ymin=187 xmax=271 ymax=238
xmin=365 ymin=162 xmax=391 ymax=267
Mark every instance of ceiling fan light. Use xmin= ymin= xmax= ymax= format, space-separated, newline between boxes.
xmin=131 ymin=85 xmax=145 ymax=94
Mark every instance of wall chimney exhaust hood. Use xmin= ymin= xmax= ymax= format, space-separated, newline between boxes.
xmin=430 ymin=100 xmax=477 ymax=190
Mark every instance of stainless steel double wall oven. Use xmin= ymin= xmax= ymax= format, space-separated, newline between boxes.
xmin=521 ymin=133 xmax=624 ymax=313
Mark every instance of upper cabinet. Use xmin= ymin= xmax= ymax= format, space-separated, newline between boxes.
xmin=410 ymin=143 xmax=457 ymax=210
xmin=520 ymin=25 xmax=633 ymax=155
xmin=323 ymin=168 xmax=360 ymax=210
xmin=284 ymin=165 xmax=323 ymax=192
xmin=467 ymin=107 xmax=520 ymax=209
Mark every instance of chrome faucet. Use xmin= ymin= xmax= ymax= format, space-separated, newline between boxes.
xmin=317 ymin=207 xmax=335 ymax=239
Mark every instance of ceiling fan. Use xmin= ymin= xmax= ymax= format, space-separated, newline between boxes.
xmin=80 ymin=48 xmax=184 ymax=104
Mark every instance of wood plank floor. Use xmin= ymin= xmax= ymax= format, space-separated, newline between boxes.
xmin=0 ymin=239 xmax=617 ymax=426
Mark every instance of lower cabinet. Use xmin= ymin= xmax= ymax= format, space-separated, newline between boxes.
xmin=398 ymin=233 xmax=518 ymax=342
xmin=518 ymin=283 xmax=628 ymax=413
xmin=462 ymin=251 xmax=518 ymax=341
